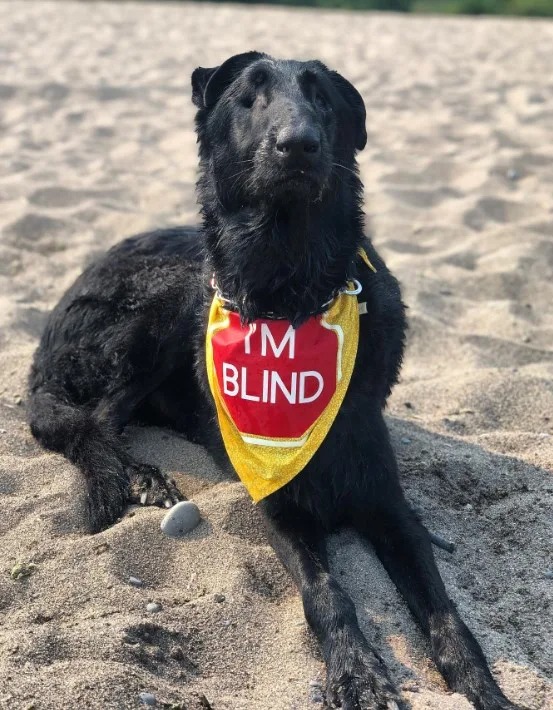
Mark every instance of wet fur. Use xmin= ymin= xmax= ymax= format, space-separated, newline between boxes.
xmin=28 ymin=53 xmax=520 ymax=710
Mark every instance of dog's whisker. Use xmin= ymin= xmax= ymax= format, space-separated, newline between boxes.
xmin=332 ymin=162 xmax=359 ymax=179
xmin=225 ymin=168 xmax=250 ymax=182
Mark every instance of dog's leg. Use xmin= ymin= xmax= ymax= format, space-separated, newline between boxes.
xmin=92 ymin=387 xmax=185 ymax=522
xmin=30 ymin=380 xmax=184 ymax=533
xmin=356 ymin=499 xmax=521 ymax=710
xmin=262 ymin=506 xmax=402 ymax=710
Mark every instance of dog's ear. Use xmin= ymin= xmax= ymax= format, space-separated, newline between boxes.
xmin=191 ymin=66 xmax=218 ymax=109
xmin=329 ymin=71 xmax=367 ymax=151
xmin=192 ymin=51 xmax=266 ymax=110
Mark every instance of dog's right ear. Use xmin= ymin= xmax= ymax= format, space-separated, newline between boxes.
xmin=191 ymin=51 xmax=266 ymax=110
xmin=191 ymin=66 xmax=217 ymax=109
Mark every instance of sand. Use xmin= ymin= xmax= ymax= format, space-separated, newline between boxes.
xmin=0 ymin=2 xmax=552 ymax=708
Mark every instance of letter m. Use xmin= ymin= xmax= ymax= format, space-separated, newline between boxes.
xmin=260 ymin=323 xmax=295 ymax=359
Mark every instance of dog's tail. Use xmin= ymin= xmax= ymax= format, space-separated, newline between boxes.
xmin=28 ymin=389 xmax=130 ymax=532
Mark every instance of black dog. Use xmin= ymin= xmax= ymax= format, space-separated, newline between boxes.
xmin=29 ymin=52 xmax=520 ymax=710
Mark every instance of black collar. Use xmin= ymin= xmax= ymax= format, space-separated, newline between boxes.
xmin=210 ymin=275 xmax=363 ymax=321
xmin=209 ymin=248 xmax=375 ymax=321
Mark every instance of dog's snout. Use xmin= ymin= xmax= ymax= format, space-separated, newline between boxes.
xmin=276 ymin=126 xmax=320 ymax=161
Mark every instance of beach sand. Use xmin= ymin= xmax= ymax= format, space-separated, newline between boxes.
xmin=0 ymin=2 xmax=552 ymax=708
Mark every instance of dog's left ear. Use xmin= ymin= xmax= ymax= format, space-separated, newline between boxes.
xmin=329 ymin=71 xmax=367 ymax=151
xmin=192 ymin=51 xmax=266 ymax=109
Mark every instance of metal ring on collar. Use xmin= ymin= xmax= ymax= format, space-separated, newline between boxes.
xmin=342 ymin=279 xmax=362 ymax=296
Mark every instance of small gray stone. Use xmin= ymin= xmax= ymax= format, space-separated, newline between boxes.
xmin=129 ymin=576 xmax=143 ymax=587
xmin=401 ymin=437 xmax=412 ymax=445
xmin=506 ymin=168 xmax=520 ymax=181
xmin=146 ymin=602 xmax=162 ymax=613
xmin=214 ymin=593 xmax=225 ymax=603
xmin=138 ymin=692 xmax=157 ymax=706
xmin=544 ymin=571 xmax=553 ymax=580
xmin=160 ymin=501 xmax=201 ymax=538
xmin=122 ymin=634 xmax=139 ymax=645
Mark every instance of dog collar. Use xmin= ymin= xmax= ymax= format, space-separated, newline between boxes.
xmin=210 ymin=247 xmax=376 ymax=320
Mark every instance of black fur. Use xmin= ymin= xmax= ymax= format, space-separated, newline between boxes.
xmin=28 ymin=53 xmax=520 ymax=710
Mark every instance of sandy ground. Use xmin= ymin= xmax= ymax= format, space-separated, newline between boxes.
xmin=0 ymin=2 xmax=552 ymax=708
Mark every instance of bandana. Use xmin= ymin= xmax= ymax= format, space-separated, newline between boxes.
xmin=205 ymin=249 xmax=375 ymax=502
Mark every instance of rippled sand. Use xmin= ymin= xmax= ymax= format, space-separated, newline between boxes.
xmin=0 ymin=2 xmax=552 ymax=708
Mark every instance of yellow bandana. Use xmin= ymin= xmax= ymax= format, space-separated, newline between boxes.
xmin=205 ymin=249 xmax=374 ymax=502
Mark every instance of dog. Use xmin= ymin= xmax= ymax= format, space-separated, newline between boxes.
xmin=28 ymin=52 xmax=520 ymax=710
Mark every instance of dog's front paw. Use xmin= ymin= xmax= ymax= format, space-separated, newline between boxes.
xmin=327 ymin=641 xmax=402 ymax=710
xmin=128 ymin=463 xmax=185 ymax=509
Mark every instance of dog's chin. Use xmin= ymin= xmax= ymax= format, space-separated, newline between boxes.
xmin=279 ymin=171 xmax=327 ymax=201
xmin=255 ymin=165 xmax=329 ymax=204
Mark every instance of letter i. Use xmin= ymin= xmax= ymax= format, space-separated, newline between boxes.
xmin=262 ymin=370 xmax=269 ymax=403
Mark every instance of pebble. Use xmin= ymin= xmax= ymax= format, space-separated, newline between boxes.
xmin=544 ymin=571 xmax=553 ymax=580
xmin=506 ymin=168 xmax=520 ymax=181
xmin=10 ymin=562 xmax=37 ymax=580
xmin=146 ymin=602 xmax=162 ymax=613
xmin=160 ymin=501 xmax=201 ymax=538
xmin=213 ymin=593 xmax=225 ymax=603
xmin=122 ymin=634 xmax=139 ymax=646
xmin=401 ymin=437 xmax=412 ymax=445
xmin=129 ymin=576 xmax=144 ymax=587
xmin=138 ymin=692 xmax=157 ymax=706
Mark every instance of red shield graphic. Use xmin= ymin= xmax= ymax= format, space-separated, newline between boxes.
xmin=212 ymin=312 xmax=339 ymax=440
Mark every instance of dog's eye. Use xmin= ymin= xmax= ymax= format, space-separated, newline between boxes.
xmin=241 ymin=95 xmax=256 ymax=109
xmin=315 ymin=92 xmax=329 ymax=110
xmin=253 ymin=70 xmax=267 ymax=87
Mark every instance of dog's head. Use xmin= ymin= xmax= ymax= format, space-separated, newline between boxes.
xmin=192 ymin=52 xmax=366 ymax=205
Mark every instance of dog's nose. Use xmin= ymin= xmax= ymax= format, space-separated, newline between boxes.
xmin=276 ymin=126 xmax=320 ymax=161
